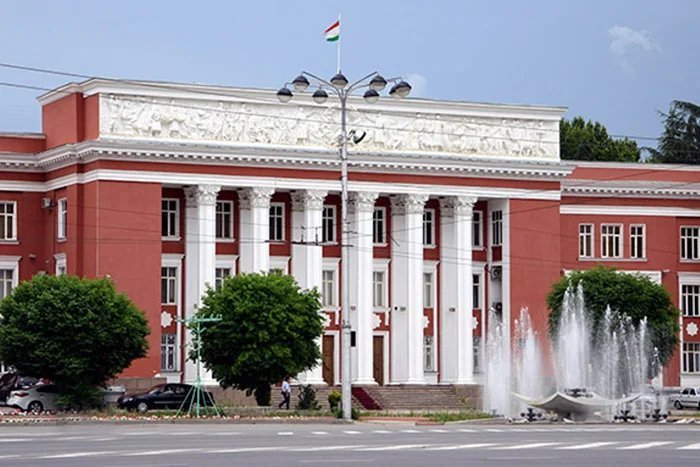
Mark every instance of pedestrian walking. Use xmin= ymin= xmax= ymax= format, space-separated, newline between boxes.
xmin=278 ymin=377 xmax=291 ymax=410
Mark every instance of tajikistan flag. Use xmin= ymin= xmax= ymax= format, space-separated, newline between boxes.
xmin=324 ymin=20 xmax=340 ymax=42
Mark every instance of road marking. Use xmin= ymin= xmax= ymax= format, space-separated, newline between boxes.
xmin=278 ymin=431 xmax=294 ymax=436
xmin=0 ymin=438 xmax=30 ymax=443
xmin=342 ymin=430 xmax=361 ymax=434
xmin=618 ymin=441 xmax=673 ymax=450
xmin=209 ymin=447 xmax=282 ymax=453
xmin=557 ymin=442 xmax=618 ymax=450
xmin=485 ymin=428 xmax=504 ymax=432
xmin=678 ymin=443 xmax=700 ymax=450
xmin=429 ymin=429 xmax=449 ymax=433
xmin=400 ymin=429 xmax=420 ymax=433
xmin=372 ymin=430 xmax=392 ymax=434
xmin=92 ymin=437 xmax=119 ymax=442
xmin=211 ymin=432 xmax=242 ymax=436
xmin=39 ymin=451 xmax=120 ymax=459
xmin=426 ymin=443 xmax=497 ymax=451
xmin=492 ymin=442 xmax=560 ymax=450
xmin=0 ymin=455 xmax=20 ymax=460
xmin=457 ymin=428 xmax=476 ymax=432
xmin=311 ymin=431 xmax=328 ymax=435
xmin=357 ymin=444 xmax=427 ymax=451
xmin=291 ymin=445 xmax=367 ymax=452
xmin=123 ymin=448 xmax=202 ymax=456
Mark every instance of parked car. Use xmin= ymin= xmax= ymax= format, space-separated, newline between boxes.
xmin=6 ymin=384 xmax=60 ymax=414
xmin=0 ymin=373 xmax=40 ymax=405
xmin=669 ymin=387 xmax=700 ymax=410
xmin=116 ymin=383 xmax=215 ymax=413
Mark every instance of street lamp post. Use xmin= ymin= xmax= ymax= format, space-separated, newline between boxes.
xmin=278 ymin=71 xmax=411 ymax=421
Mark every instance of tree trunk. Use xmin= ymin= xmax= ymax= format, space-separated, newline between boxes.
xmin=254 ymin=383 xmax=271 ymax=406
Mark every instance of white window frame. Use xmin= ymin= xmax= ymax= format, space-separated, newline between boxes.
xmin=269 ymin=202 xmax=285 ymax=242
xmin=0 ymin=256 xmax=20 ymax=301
xmin=373 ymin=207 xmax=387 ymax=246
xmin=269 ymin=256 xmax=290 ymax=275
xmin=161 ymin=266 xmax=178 ymax=305
xmin=57 ymin=198 xmax=67 ymax=240
xmin=214 ymin=255 xmax=236 ymax=290
xmin=680 ymin=226 xmax=699 ymax=261
xmin=322 ymin=205 xmax=336 ymax=244
xmin=423 ymin=209 xmax=435 ymax=247
xmin=682 ymin=342 xmax=700 ymax=374
xmin=630 ymin=224 xmax=646 ymax=260
xmin=681 ymin=283 xmax=700 ymax=318
xmin=423 ymin=335 xmax=435 ymax=372
xmin=423 ymin=271 xmax=434 ymax=308
xmin=321 ymin=258 xmax=340 ymax=311
xmin=161 ymin=333 xmax=177 ymax=372
xmin=162 ymin=198 xmax=180 ymax=240
xmin=600 ymin=223 xmax=622 ymax=259
xmin=578 ymin=223 xmax=593 ymax=258
xmin=160 ymin=254 xmax=184 ymax=376
xmin=472 ymin=273 xmax=481 ymax=309
xmin=373 ymin=259 xmax=390 ymax=314
xmin=215 ymin=201 xmax=235 ymax=241
xmin=491 ymin=210 xmax=503 ymax=247
xmin=54 ymin=253 xmax=67 ymax=276
xmin=0 ymin=201 xmax=17 ymax=242
xmin=373 ymin=271 xmax=386 ymax=309
xmin=472 ymin=210 xmax=483 ymax=248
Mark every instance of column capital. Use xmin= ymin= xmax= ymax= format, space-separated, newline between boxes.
xmin=390 ymin=193 xmax=429 ymax=215
xmin=184 ymin=184 xmax=221 ymax=207
xmin=238 ymin=187 xmax=274 ymax=210
xmin=348 ymin=191 xmax=378 ymax=214
xmin=291 ymin=190 xmax=328 ymax=212
xmin=439 ymin=196 xmax=477 ymax=218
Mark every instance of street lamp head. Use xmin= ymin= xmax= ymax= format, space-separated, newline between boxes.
xmin=389 ymin=80 xmax=412 ymax=99
xmin=292 ymin=74 xmax=310 ymax=92
xmin=363 ymin=89 xmax=380 ymax=104
xmin=330 ymin=72 xmax=348 ymax=90
xmin=312 ymin=88 xmax=329 ymax=104
xmin=369 ymin=74 xmax=388 ymax=91
xmin=276 ymin=87 xmax=293 ymax=103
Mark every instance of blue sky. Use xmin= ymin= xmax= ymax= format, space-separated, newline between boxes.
xmin=0 ymin=0 xmax=697 ymax=147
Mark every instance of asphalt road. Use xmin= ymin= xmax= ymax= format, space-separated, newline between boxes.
xmin=0 ymin=421 xmax=698 ymax=466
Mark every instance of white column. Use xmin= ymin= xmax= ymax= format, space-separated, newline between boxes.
xmin=439 ymin=196 xmax=477 ymax=384
xmin=291 ymin=189 xmax=327 ymax=385
xmin=238 ymin=187 xmax=274 ymax=273
xmin=390 ymin=193 xmax=428 ymax=384
xmin=349 ymin=191 xmax=378 ymax=385
xmin=183 ymin=184 xmax=220 ymax=384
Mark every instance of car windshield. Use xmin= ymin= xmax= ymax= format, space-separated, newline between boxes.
xmin=147 ymin=385 xmax=165 ymax=394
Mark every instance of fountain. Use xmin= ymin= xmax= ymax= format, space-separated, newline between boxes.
xmin=485 ymin=284 xmax=661 ymax=421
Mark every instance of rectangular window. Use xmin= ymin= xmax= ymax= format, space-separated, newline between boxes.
xmin=0 ymin=202 xmax=16 ymax=241
xmin=373 ymin=207 xmax=386 ymax=244
xmin=161 ymin=333 xmax=177 ymax=372
xmin=424 ymin=335 xmax=435 ymax=372
xmin=423 ymin=209 xmax=435 ymax=246
xmin=215 ymin=267 xmax=231 ymax=290
xmin=682 ymin=284 xmax=700 ymax=317
xmin=630 ymin=224 xmax=646 ymax=259
xmin=579 ymin=224 xmax=593 ymax=258
xmin=491 ymin=210 xmax=503 ymax=246
xmin=0 ymin=269 xmax=13 ymax=300
xmin=423 ymin=272 xmax=433 ymax=308
xmin=269 ymin=203 xmax=285 ymax=242
xmin=322 ymin=205 xmax=336 ymax=243
xmin=161 ymin=199 xmax=179 ymax=238
xmin=473 ymin=274 xmax=481 ymax=309
xmin=601 ymin=224 xmax=622 ymax=258
xmin=373 ymin=271 xmax=385 ymax=308
xmin=682 ymin=342 xmax=700 ymax=374
xmin=680 ymin=226 xmax=699 ymax=261
xmin=161 ymin=267 xmax=177 ymax=305
xmin=472 ymin=211 xmax=483 ymax=247
xmin=322 ymin=270 xmax=336 ymax=307
xmin=215 ymin=201 xmax=234 ymax=240
xmin=57 ymin=198 xmax=67 ymax=240
xmin=473 ymin=336 xmax=482 ymax=374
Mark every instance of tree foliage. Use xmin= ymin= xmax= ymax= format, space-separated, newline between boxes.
xmin=0 ymin=275 xmax=150 ymax=408
xmin=547 ymin=267 xmax=679 ymax=367
xmin=196 ymin=273 xmax=324 ymax=406
xmin=647 ymin=100 xmax=700 ymax=164
xmin=560 ymin=117 xmax=640 ymax=162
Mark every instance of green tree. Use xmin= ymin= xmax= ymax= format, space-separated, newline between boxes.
xmin=547 ymin=266 xmax=679 ymax=368
xmin=560 ymin=117 xmax=640 ymax=162
xmin=0 ymin=275 xmax=149 ymax=409
xmin=647 ymin=100 xmax=700 ymax=164
xmin=196 ymin=272 xmax=323 ymax=406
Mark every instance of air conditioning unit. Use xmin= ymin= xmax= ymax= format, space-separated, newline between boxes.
xmin=41 ymin=197 xmax=54 ymax=209
xmin=490 ymin=265 xmax=502 ymax=281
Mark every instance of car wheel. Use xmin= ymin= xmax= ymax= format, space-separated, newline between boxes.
xmin=27 ymin=401 xmax=43 ymax=415
xmin=674 ymin=400 xmax=683 ymax=410
xmin=137 ymin=402 xmax=149 ymax=413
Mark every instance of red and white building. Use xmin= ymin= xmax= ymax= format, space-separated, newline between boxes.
xmin=0 ymin=79 xmax=698 ymax=388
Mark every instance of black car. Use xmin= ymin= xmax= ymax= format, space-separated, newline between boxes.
xmin=0 ymin=373 xmax=40 ymax=405
xmin=116 ymin=383 xmax=215 ymax=413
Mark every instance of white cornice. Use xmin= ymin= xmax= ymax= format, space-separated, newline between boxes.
xmin=573 ymin=161 xmax=700 ymax=171
xmin=560 ymin=205 xmax=700 ymax=217
xmin=563 ymin=179 xmax=700 ymax=199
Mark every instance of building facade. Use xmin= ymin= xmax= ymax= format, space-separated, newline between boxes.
xmin=0 ymin=79 xmax=698 ymax=387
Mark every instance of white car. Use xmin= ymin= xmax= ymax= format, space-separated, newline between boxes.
xmin=669 ymin=387 xmax=700 ymax=410
xmin=6 ymin=384 xmax=60 ymax=414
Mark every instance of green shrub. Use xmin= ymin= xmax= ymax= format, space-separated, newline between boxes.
xmin=296 ymin=385 xmax=321 ymax=410
xmin=328 ymin=389 xmax=342 ymax=411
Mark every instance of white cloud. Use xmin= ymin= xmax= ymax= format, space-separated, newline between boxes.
xmin=608 ymin=25 xmax=661 ymax=74
xmin=405 ymin=73 xmax=428 ymax=98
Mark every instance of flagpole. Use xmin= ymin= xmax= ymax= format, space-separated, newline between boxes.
xmin=336 ymin=14 xmax=341 ymax=73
